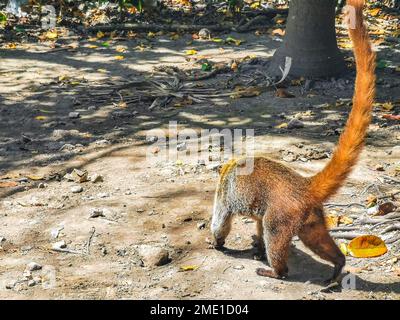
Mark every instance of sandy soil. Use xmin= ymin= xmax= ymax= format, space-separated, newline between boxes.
xmin=0 ymin=29 xmax=399 ymax=299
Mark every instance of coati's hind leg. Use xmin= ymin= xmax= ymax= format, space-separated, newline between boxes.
xmin=210 ymin=201 xmax=233 ymax=249
xmin=253 ymin=219 xmax=266 ymax=260
xmin=256 ymin=213 xmax=292 ymax=279
xmin=298 ymin=207 xmax=345 ymax=282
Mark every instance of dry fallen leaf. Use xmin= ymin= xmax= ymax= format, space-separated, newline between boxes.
xmin=271 ymin=28 xmax=285 ymax=36
xmin=114 ymin=55 xmax=125 ymax=60
xmin=348 ymin=235 xmax=388 ymax=258
xmin=0 ymin=181 xmax=19 ymax=188
xmin=185 ymin=49 xmax=197 ymax=55
xmin=325 ymin=214 xmax=339 ymax=229
xmin=180 ymin=265 xmax=198 ymax=272
xmin=377 ymin=202 xmax=397 ymax=216
xmin=339 ymin=242 xmax=349 ymax=256
xmin=276 ymin=88 xmax=295 ymax=98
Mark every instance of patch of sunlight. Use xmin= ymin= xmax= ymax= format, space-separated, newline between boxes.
xmin=260 ymin=114 xmax=272 ymax=119
xmin=227 ymin=117 xmax=252 ymax=126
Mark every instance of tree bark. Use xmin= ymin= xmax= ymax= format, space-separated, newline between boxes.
xmin=268 ymin=0 xmax=346 ymax=78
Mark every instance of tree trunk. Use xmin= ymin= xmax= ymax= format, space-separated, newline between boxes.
xmin=268 ymin=0 xmax=346 ymax=78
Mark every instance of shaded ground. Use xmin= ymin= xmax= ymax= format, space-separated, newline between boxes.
xmin=0 ymin=25 xmax=400 ymax=300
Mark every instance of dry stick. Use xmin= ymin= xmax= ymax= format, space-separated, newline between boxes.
xmin=381 ymin=224 xmax=400 ymax=234
xmin=330 ymin=226 xmax=360 ymax=232
xmin=86 ymin=227 xmax=96 ymax=255
xmin=88 ymin=23 xmax=234 ymax=33
xmin=325 ymin=202 xmax=365 ymax=208
xmin=329 ymin=232 xmax=363 ymax=240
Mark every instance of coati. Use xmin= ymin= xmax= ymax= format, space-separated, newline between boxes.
xmin=210 ymin=0 xmax=376 ymax=281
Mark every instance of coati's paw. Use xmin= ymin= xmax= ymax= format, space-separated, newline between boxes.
xmin=256 ymin=267 xmax=288 ymax=279
xmin=256 ymin=267 xmax=289 ymax=279
xmin=253 ymin=252 xmax=266 ymax=261
xmin=211 ymin=239 xmax=225 ymax=250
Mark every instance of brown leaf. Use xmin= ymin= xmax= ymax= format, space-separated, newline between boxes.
xmin=0 ymin=181 xmax=18 ymax=188
xmin=377 ymin=202 xmax=397 ymax=216
xmin=276 ymin=88 xmax=295 ymax=98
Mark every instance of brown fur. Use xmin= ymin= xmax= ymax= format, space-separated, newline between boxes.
xmin=210 ymin=0 xmax=375 ymax=281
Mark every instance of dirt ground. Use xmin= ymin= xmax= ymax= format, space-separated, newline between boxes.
xmin=0 ymin=28 xmax=400 ymax=300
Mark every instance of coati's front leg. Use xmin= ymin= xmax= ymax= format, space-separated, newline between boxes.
xmin=210 ymin=202 xmax=233 ymax=249
xmin=298 ymin=207 xmax=345 ymax=282
xmin=256 ymin=213 xmax=292 ymax=279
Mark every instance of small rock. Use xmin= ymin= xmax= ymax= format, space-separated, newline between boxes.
xmin=375 ymin=164 xmax=385 ymax=171
xmin=89 ymin=208 xmax=105 ymax=218
xmin=64 ymin=169 xmax=89 ymax=183
xmin=177 ymin=142 xmax=187 ymax=151
xmin=22 ymin=270 xmax=33 ymax=281
xmin=0 ymin=236 xmax=6 ymax=244
xmin=38 ymin=183 xmax=46 ymax=189
xmin=71 ymin=185 xmax=83 ymax=193
xmin=52 ymin=240 xmax=67 ymax=250
xmin=198 ymin=28 xmax=211 ymax=39
xmin=136 ymin=245 xmax=170 ymax=267
xmin=90 ymin=173 xmax=103 ymax=183
xmin=27 ymin=280 xmax=36 ymax=287
xmin=287 ymin=118 xmax=305 ymax=129
xmin=233 ymin=265 xmax=245 ymax=270
xmin=26 ymin=262 xmax=42 ymax=272
xmin=6 ymin=282 xmax=16 ymax=290
xmin=98 ymin=192 xmax=110 ymax=199
xmin=68 ymin=112 xmax=80 ymax=119
xmin=197 ymin=221 xmax=206 ymax=230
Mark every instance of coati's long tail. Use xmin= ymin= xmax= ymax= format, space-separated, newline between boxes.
xmin=308 ymin=0 xmax=376 ymax=204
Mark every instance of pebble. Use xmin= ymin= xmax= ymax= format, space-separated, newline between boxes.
xmin=177 ymin=142 xmax=187 ymax=151
xmin=71 ymin=185 xmax=83 ymax=193
xmin=90 ymin=173 xmax=104 ymax=183
xmin=68 ymin=112 xmax=80 ymax=119
xmin=233 ymin=265 xmax=245 ymax=270
xmin=26 ymin=262 xmax=42 ymax=272
xmin=38 ymin=183 xmax=46 ymax=189
xmin=136 ymin=245 xmax=170 ymax=267
xmin=0 ymin=236 xmax=6 ymax=244
xmin=52 ymin=240 xmax=67 ymax=250
xmin=198 ymin=28 xmax=211 ymax=39
xmin=90 ymin=208 xmax=105 ymax=218
xmin=287 ymin=118 xmax=305 ymax=129
xmin=197 ymin=221 xmax=207 ymax=230
xmin=27 ymin=280 xmax=36 ymax=287
xmin=98 ymin=192 xmax=110 ymax=199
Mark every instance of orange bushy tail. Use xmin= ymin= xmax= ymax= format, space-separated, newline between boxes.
xmin=308 ymin=0 xmax=376 ymax=204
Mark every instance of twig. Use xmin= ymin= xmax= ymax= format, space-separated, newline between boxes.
xmin=329 ymin=232 xmax=362 ymax=240
xmin=88 ymin=23 xmax=234 ymax=33
xmin=381 ymin=224 xmax=400 ymax=234
xmin=325 ymin=202 xmax=365 ymax=209
xmin=86 ymin=227 xmax=96 ymax=255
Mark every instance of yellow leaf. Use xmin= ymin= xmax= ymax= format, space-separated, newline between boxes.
xmin=44 ymin=30 xmax=58 ymax=40
xmin=348 ymin=235 xmax=387 ymax=258
xmin=339 ymin=242 xmax=349 ymax=256
xmin=116 ymin=46 xmax=126 ymax=53
xmin=180 ymin=265 xmax=198 ymax=272
xmin=369 ymin=8 xmax=381 ymax=17
xmin=5 ymin=42 xmax=17 ymax=49
xmin=96 ymin=31 xmax=105 ymax=39
xmin=176 ymin=159 xmax=183 ymax=166
xmin=185 ymin=49 xmax=197 ymax=55
xmin=35 ymin=116 xmax=48 ymax=121
xmin=325 ymin=214 xmax=339 ymax=229
xmin=170 ymin=33 xmax=180 ymax=40
xmin=275 ymin=123 xmax=288 ymax=129
xmin=115 ymin=55 xmax=125 ymax=60
xmin=339 ymin=215 xmax=353 ymax=225
xmin=97 ymin=68 xmax=107 ymax=73
xmin=88 ymin=45 xmax=98 ymax=49
xmin=27 ymin=175 xmax=45 ymax=181
xmin=147 ymin=31 xmax=156 ymax=38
